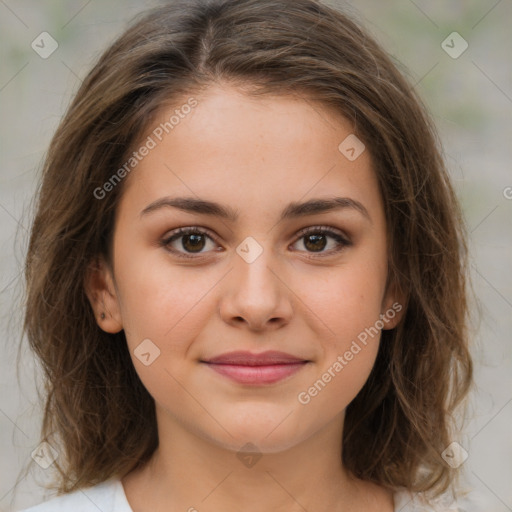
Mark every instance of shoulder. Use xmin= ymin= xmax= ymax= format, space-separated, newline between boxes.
xmin=17 ymin=478 xmax=132 ymax=512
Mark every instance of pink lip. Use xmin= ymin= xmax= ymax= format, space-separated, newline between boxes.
xmin=202 ymin=351 xmax=310 ymax=385
xmin=204 ymin=350 xmax=307 ymax=365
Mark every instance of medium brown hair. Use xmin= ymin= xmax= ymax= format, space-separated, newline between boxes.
xmin=23 ymin=0 xmax=473 ymax=502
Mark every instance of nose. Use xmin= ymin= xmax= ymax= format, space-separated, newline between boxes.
xmin=219 ymin=247 xmax=293 ymax=332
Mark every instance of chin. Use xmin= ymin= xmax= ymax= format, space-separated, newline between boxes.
xmin=208 ymin=410 xmax=308 ymax=454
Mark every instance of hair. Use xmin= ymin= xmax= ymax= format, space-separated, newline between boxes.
xmin=22 ymin=0 xmax=473 ymax=504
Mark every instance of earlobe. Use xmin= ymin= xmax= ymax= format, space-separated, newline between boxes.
xmin=84 ymin=256 xmax=124 ymax=333
xmin=381 ymin=280 xmax=407 ymax=330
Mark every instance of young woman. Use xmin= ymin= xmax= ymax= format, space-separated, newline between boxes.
xmin=20 ymin=1 xmax=473 ymax=510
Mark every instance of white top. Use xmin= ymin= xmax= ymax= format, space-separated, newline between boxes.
xmin=18 ymin=478 xmax=463 ymax=511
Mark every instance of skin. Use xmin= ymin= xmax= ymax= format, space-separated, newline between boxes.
xmin=86 ymin=83 xmax=404 ymax=512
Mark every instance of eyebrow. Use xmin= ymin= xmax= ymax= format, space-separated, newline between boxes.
xmin=140 ymin=196 xmax=372 ymax=224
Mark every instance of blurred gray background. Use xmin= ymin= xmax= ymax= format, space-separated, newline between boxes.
xmin=1 ymin=1 xmax=511 ymax=511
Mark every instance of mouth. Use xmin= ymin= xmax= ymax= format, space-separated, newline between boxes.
xmin=200 ymin=350 xmax=311 ymax=385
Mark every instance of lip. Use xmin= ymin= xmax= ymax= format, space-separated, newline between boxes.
xmin=201 ymin=351 xmax=310 ymax=385
xmin=203 ymin=350 xmax=308 ymax=366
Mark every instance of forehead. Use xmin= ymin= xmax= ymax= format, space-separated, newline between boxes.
xmin=118 ymin=83 xmax=383 ymax=223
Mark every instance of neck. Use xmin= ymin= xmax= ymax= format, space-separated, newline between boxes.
xmin=122 ymin=406 xmax=393 ymax=512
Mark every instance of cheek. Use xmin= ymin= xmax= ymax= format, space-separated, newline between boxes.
xmin=113 ymin=258 xmax=215 ymax=408
xmin=297 ymin=268 xmax=384 ymax=415
xmin=293 ymin=254 xmax=386 ymax=405
xmin=297 ymin=341 xmax=379 ymax=421
xmin=114 ymin=248 xmax=216 ymax=353
xmin=299 ymin=260 xmax=387 ymax=339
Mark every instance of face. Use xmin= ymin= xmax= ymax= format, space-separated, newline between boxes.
xmin=86 ymin=83 xmax=403 ymax=454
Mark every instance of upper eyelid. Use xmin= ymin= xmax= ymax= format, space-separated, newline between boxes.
xmin=295 ymin=225 xmax=348 ymax=238
xmin=164 ymin=226 xmax=219 ymax=243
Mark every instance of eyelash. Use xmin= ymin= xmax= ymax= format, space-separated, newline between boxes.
xmin=160 ymin=225 xmax=352 ymax=260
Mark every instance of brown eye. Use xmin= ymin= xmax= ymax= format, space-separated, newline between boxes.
xmin=303 ymin=233 xmax=328 ymax=252
xmin=291 ymin=226 xmax=351 ymax=256
xmin=181 ymin=233 xmax=206 ymax=252
xmin=161 ymin=227 xmax=218 ymax=258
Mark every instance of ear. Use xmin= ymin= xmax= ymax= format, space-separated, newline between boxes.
xmin=84 ymin=256 xmax=123 ymax=333
xmin=380 ymin=277 xmax=407 ymax=330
